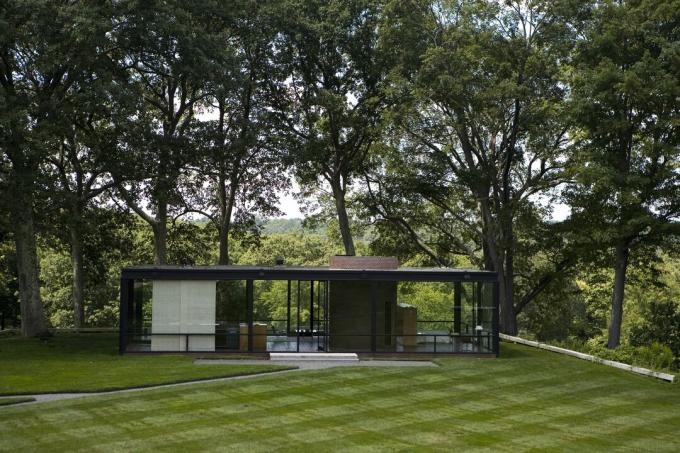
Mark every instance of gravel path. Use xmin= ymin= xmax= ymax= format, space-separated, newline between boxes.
xmin=0 ymin=359 xmax=436 ymax=408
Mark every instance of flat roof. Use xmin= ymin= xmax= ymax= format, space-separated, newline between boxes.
xmin=121 ymin=265 xmax=498 ymax=283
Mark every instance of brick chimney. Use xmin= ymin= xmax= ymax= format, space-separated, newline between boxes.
xmin=329 ymin=256 xmax=399 ymax=269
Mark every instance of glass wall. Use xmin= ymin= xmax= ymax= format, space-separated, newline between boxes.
xmin=121 ymin=276 xmax=497 ymax=355
xmin=256 ymin=280 xmax=329 ymax=353
xmin=394 ymin=281 xmax=496 ymax=353
xmin=215 ymin=280 xmax=247 ymax=351
xmin=123 ymin=279 xmax=152 ymax=352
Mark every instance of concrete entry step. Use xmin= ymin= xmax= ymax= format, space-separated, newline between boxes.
xmin=269 ymin=352 xmax=359 ymax=361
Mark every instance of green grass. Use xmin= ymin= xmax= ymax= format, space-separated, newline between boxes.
xmin=0 ymin=334 xmax=291 ymax=395
xmin=1 ymin=342 xmax=679 ymax=452
xmin=0 ymin=397 xmax=35 ymax=407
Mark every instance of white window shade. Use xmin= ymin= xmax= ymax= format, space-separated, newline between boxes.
xmin=151 ymin=280 xmax=216 ymax=352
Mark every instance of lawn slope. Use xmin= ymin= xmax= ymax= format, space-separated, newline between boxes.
xmin=0 ymin=397 xmax=35 ymax=407
xmin=0 ymin=334 xmax=290 ymax=395
xmin=1 ymin=342 xmax=679 ymax=452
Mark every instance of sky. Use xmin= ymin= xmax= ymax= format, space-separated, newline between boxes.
xmin=551 ymin=203 xmax=570 ymax=222
xmin=200 ymin=104 xmax=572 ymax=222
xmin=275 ymin=187 xmax=571 ymax=221
xmin=278 ymin=189 xmax=304 ymax=218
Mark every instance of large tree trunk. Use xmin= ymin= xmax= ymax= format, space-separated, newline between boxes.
xmin=217 ymin=172 xmax=236 ymax=266
xmin=502 ymin=247 xmax=517 ymax=335
xmin=70 ymin=222 xmax=85 ymax=328
xmin=218 ymin=226 xmax=230 ymax=265
xmin=330 ymin=180 xmax=355 ymax=256
xmin=11 ymin=183 xmax=47 ymax=337
xmin=479 ymin=198 xmax=517 ymax=334
xmin=152 ymin=219 xmax=167 ymax=265
xmin=607 ymin=242 xmax=630 ymax=349
xmin=482 ymin=241 xmax=494 ymax=271
xmin=152 ymin=198 xmax=168 ymax=265
xmin=489 ymin=253 xmax=517 ymax=335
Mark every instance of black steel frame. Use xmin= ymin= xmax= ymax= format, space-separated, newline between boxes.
xmin=119 ymin=265 xmax=499 ymax=356
xmin=120 ymin=265 xmax=498 ymax=283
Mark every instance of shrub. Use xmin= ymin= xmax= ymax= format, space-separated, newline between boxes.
xmin=632 ymin=342 xmax=675 ymax=372
xmin=629 ymin=300 xmax=680 ymax=369
xmin=552 ymin=336 xmax=677 ymax=372
xmin=584 ymin=338 xmax=637 ymax=364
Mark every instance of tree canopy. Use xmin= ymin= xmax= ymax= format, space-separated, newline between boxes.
xmin=0 ymin=0 xmax=678 ymax=361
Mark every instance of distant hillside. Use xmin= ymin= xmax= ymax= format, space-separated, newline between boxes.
xmin=260 ymin=218 xmax=326 ymax=235
xmin=260 ymin=218 xmax=302 ymax=234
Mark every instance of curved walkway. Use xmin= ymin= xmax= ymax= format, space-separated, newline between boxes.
xmin=0 ymin=359 xmax=437 ymax=408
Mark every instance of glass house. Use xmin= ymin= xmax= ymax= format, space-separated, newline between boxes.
xmin=119 ymin=259 xmax=499 ymax=356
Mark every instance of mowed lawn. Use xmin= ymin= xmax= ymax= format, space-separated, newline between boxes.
xmin=1 ymin=343 xmax=679 ymax=452
xmin=0 ymin=334 xmax=290 ymax=395
xmin=0 ymin=397 xmax=35 ymax=407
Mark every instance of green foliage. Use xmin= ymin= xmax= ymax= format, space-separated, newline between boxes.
xmin=630 ymin=300 xmax=680 ymax=368
xmin=32 ymin=218 xmax=349 ymax=329
xmin=583 ymin=337 xmax=638 ymax=364
xmin=527 ymin=253 xmax=680 ymax=369
xmin=217 ymin=279 xmax=249 ymax=321
xmin=0 ymin=0 xmax=678 ymax=355
xmin=362 ymin=0 xmax=587 ymax=335
xmin=273 ymin=0 xmax=389 ymax=254
xmin=39 ymin=249 xmax=74 ymax=327
xmin=0 ymin=232 xmax=19 ymax=329
xmin=260 ymin=218 xmax=309 ymax=235
xmin=520 ymin=280 xmax=594 ymax=342
xmin=36 ymin=215 xmax=218 ymax=328
xmin=555 ymin=336 xmax=677 ymax=372
xmin=564 ymin=0 xmax=680 ymax=347
xmin=237 ymin=233 xmax=342 ymax=266
xmin=634 ymin=342 xmax=675 ymax=372
xmin=254 ymin=280 xmax=293 ymax=330
xmin=242 ymin=233 xmax=341 ymax=327
xmin=397 ymin=282 xmax=453 ymax=322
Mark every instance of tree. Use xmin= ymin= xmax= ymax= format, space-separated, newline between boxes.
xmin=273 ymin=0 xmax=388 ymax=256
xmin=111 ymin=0 xmax=222 ymax=265
xmin=183 ymin=2 xmax=288 ymax=265
xmin=39 ymin=207 xmax=129 ymax=328
xmin=44 ymin=130 xmax=116 ymax=327
xmin=367 ymin=0 xmax=581 ymax=333
xmin=40 ymin=65 xmax=127 ymax=327
xmin=0 ymin=1 xmax=114 ymax=336
xmin=566 ymin=0 xmax=680 ymax=348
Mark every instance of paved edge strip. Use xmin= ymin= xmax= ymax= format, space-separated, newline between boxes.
xmin=0 ymin=397 xmax=36 ymax=407
xmin=500 ymin=333 xmax=675 ymax=383
xmin=1 ymin=359 xmax=438 ymax=408
xmin=0 ymin=368 xmax=300 ymax=407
